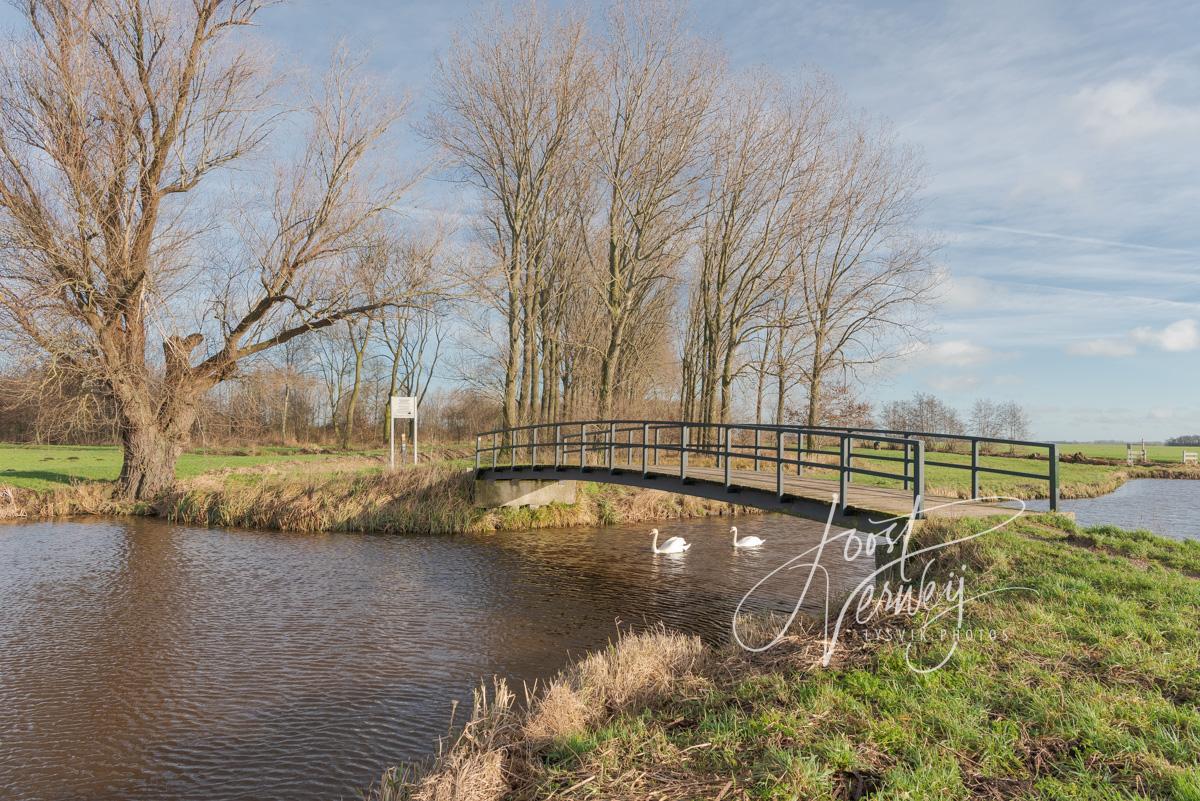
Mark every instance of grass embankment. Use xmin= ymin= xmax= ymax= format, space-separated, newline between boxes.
xmin=0 ymin=448 xmax=755 ymax=532
xmin=161 ymin=462 xmax=756 ymax=534
xmin=378 ymin=514 xmax=1200 ymax=800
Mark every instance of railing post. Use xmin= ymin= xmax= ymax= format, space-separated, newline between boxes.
xmin=554 ymin=425 xmax=562 ymax=469
xmin=1049 ymin=443 xmax=1059 ymax=512
xmin=641 ymin=423 xmax=649 ymax=478
xmin=492 ymin=432 xmax=498 ymax=470
xmin=627 ymin=428 xmax=634 ymax=466
xmin=580 ymin=424 xmax=587 ymax=469
xmin=846 ymin=435 xmax=853 ymax=484
xmin=608 ymin=422 xmax=615 ymax=472
xmin=753 ymin=428 xmax=760 ymax=472
xmin=680 ymin=424 xmax=688 ymax=481
xmin=475 ymin=435 xmax=481 ymax=472
xmin=913 ymin=439 xmax=926 ymax=519
xmin=838 ymin=435 xmax=849 ymax=515
xmin=971 ymin=438 xmax=980 ymax=499
xmin=653 ymin=427 xmax=660 ymax=467
xmin=776 ymin=431 xmax=784 ymax=499
xmin=724 ymin=425 xmax=732 ymax=488
xmin=531 ymin=427 xmax=537 ymax=469
xmin=511 ymin=428 xmax=517 ymax=470
xmin=902 ymin=440 xmax=910 ymax=490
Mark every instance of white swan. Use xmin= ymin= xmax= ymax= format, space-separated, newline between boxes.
xmin=731 ymin=525 xmax=764 ymax=549
xmin=650 ymin=528 xmax=690 ymax=554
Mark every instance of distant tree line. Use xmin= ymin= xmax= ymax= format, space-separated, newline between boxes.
xmin=877 ymin=393 xmax=1034 ymax=450
xmin=1166 ymin=435 xmax=1200 ymax=446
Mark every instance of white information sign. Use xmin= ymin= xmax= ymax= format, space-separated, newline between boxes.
xmin=389 ymin=396 xmax=418 ymax=469
xmin=390 ymin=396 xmax=417 ymax=419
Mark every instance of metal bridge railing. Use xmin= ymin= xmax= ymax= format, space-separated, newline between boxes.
xmin=474 ymin=420 xmax=1061 ymax=514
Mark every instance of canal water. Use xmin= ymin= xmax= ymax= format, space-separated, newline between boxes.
xmin=1016 ymin=478 xmax=1200 ymax=540
xmin=0 ymin=514 xmax=872 ymax=801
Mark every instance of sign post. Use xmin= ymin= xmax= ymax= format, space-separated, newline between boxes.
xmin=389 ymin=396 xmax=418 ymax=470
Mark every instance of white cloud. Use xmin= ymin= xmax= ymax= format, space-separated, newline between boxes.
xmin=930 ymin=374 xmax=982 ymax=393
xmin=1132 ymin=319 xmax=1200 ymax=352
xmin=1067 ymin=319 xmax=1199 ymax=357
xmin=1066 ymin=338 xmax=1137 ymax=357
xmin=923 ymin=339 xmax=994 ymax=367
xmin=1074 ymin=75 xmax=1200 ymax=144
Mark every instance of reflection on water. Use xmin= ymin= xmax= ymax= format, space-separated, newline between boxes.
xmin=1016 ymin=478 xmax=1200 ymax=539
xmin=0 ymin=513 xmax=872 ymax=801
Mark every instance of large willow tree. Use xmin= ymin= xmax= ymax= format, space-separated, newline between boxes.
xmin=0 ymin=0 xmax=429 ymax=499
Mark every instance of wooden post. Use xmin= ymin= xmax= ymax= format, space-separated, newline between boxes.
xmin=608 ymin=422 xmax=615 ymax=472
xmin=776 ymin=431 xmax=784 ymax=499
xmin=838 ymin=435 xmax=849 ymax=515
xmin=554 ymin=425 xmax=561 ymax=469
xmin=970 ymin=439 xmax=980 ymax=499
xmin=642 ymin=423 xmax=649 ymax=478
xmin=1049 ymin=443 xmax=1059 ymax=512
xmin=724 ymin=426 xmax=731 ymax=488
xmin=680 ymin=424 xmax=688 ymax=480
xmin=913 ymin=439 xmax=926 ymax=519
xmin=475 ymin=435 xmax=481 ymax=472
xmin=753 ymin=428 xmax=760 ymax=472
xmin=846 ymin=436 xmax=853 ymax=484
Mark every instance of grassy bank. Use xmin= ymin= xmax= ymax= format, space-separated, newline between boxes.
xmin=0 ymin=457 xmax=757 ymax=533
xmin=378 ymin=514 xmax=1200 ymax=800
xmin=161 ymin=462 xmax=759 ymax=534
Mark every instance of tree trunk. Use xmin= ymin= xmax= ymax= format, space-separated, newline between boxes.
xmin=805 ymin=346 xmax=824 ymax=452
xmin=116 ymin=419 xmax=186 ymax=500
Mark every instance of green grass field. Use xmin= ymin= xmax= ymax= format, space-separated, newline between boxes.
xmin=1056 ymin=442 xmax=1197 ymax=463
xmin=0 ymin=443 xmax=363 ymax=490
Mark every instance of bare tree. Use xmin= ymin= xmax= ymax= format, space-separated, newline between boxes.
xmin=682 ymin=75 xmax=826 ymax=425
xmin=0 ymin=1 xmax=432 ymax=498
xmin=970 ymin=398 xmax=1003 ymax=439
xmin=791 ymin=112 xmax=937 ymax=441
xmin=586 ymin=0 xmax=717 ymax=417
xmin=428 ymin=1 xmax=594 ymax=431
xmin=997 ymin=400 xmax=1032 ymax=444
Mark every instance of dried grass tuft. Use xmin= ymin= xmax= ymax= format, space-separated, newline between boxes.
xmin=0 ymin=481 xmax=127 ymax=520
xmin=376 ymin=628 xmax=705 ymax=799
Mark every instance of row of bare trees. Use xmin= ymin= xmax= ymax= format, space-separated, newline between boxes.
xmin=434 ymin=1 xmax=936 ymax=435
xmin=0 ymin=0 xmax=938 ymax=498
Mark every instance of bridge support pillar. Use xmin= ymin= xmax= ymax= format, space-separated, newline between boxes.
xmin=475 ymin=478 xmax=578 ymax=509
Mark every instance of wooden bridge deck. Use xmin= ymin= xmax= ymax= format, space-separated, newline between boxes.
xmin=480 ymin=460 xmax=1024 ymax=530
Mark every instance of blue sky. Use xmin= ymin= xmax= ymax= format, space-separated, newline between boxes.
xmin=260 ymin=0 xmax=1200 ymax=440
xmin=4 ymin=1 xmax=1197 ymax=440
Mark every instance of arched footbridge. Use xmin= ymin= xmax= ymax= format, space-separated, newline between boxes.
xmin=475 ymin=420 xmax=1059 ymax=531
